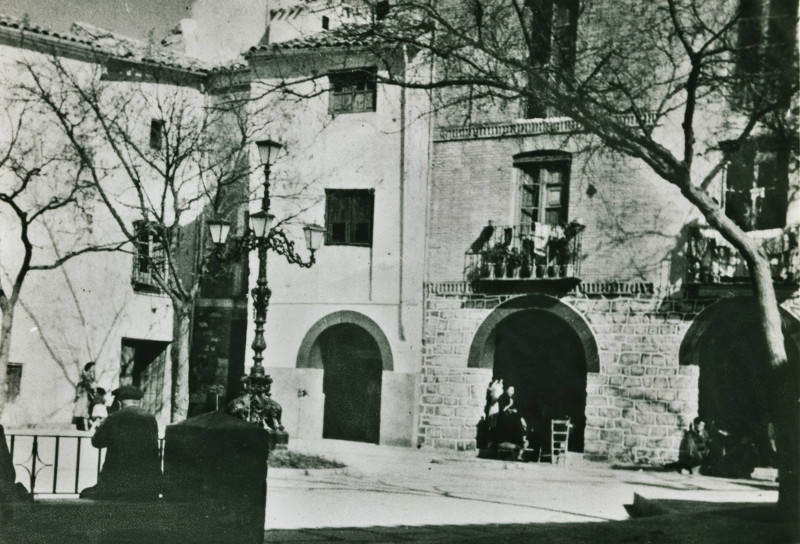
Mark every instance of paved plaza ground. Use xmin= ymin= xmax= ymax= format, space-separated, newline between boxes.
xmin=264 ymin=440 xmax=797 ymax=543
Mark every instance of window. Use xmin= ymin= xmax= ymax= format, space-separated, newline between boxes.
xmin=329 ymin=68 xmax=377 ymax=114
xmin=324 ymin=189 xmax=374 ymax=246
xmin=734 ymin=0 xmax=797 ymax=106
xmin=132 ymin=221 xmax=168 ymax=291
xmin=322 ymin=15 xmax=330 ymax=30
xmin=149 ymin=119 xmax=165 ymax=150
xmin=524 ymin=0 xmax=578 ymax=118
xmin=515 ymin=152 xmax=571 ymax=227
xmin=5 ymin=363 xmax=21 ymax=402
xmin=723 ymin=138 xmax=790 ymax=231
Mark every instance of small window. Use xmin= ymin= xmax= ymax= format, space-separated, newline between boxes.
xmin=329 ymin=68 xmax=377 ymax=114
xmin=149 ymin=119 xmax=165 ymax=150
xmin=322 ymin=15 xmax=330 ymax=30
xmin=6 ymin=363 xmax=21 ymax=402
xmin=515 ymin=153 xmax=570 ymax=227
xmin=324 ymin=189 xmax=374 ymax=246
xmin=132 ymin=221 xmax=168 ymax=292
xmin=723 ymin=138 xmax=790 ymax=231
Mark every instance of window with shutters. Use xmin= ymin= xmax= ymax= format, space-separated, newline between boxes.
xmin=324 ymin=189 xmax=374 ymax=246
xmin=132 ymin=220 xmax=168 ymax=292
xmin=329 ymin=68 xmax=377 ymax=114
xmin=515 ymin=152 xmax=570 ymax=229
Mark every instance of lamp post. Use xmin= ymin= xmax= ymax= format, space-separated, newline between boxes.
xmin=207 ymin=140 xmax=324 ymax=429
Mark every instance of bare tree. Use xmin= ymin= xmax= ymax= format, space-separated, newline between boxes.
xmin=15 ymin=56 xmax=258 ymax=422
xmin=0 ymin=104 xmax=124 ymax=415
xmin=303 ymin=0 xmax=798 ymax=512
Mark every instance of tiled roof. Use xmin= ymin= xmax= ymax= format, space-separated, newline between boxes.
xmin=249 ymin=13 xmax=429 ymax=56
xmin=0 ymin=14 xmax=211 ymax=74
xmin=250 ymin=23 xmax=388 ymax=53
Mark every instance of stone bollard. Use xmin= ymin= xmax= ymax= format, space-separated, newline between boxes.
xmin=164 ymin=411 xmax=269 ymax=544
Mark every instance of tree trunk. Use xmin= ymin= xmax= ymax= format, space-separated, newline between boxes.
xmin=0 ymin=299 xmax=13 ymax=418
xmin=170 ymin=304 xmax=191 ymax=422
xmin=751 ymin=257 xmax=800 ymax=518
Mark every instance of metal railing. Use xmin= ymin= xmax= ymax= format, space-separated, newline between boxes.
xmin=686 ymin=224 xmax=799 ymax=284
xmin=6 ymin=431 xmax=165 ymax=497
xmin=464 ymin=222 xmax=583 ymax=282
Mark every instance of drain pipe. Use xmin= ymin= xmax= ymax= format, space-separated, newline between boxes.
xmin=397 ymin=49 xmax=407 ymax=342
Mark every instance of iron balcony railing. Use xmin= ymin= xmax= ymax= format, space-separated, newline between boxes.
xmin=5 ymin=431 xmax=165 ymax=497
xmin=686 ymin=224 xmax=799 ymax=284
xmin=464 ymin=222 xmax=584 ymax=281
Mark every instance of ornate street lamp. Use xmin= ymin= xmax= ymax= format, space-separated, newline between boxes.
xmin=206 ymin=140 xmax=323 ymax=430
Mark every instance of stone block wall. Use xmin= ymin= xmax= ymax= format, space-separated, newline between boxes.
xmin=419 ymin=285 xmax=722 ymax=463
xmin=574 ymin=296 xmax=709 ymax=464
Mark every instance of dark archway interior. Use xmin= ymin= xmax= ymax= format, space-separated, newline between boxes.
xmin=693 ymin=309 xmax=800 ymax=466
xmin=319 ymin=323 xmax=382 ymax=444
xmin=491 ymin=309 xmax=587 ymax=452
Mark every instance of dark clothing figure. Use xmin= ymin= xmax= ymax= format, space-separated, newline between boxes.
xmin=80 ymin=405 xmax=161 ymax=500
xmin=678 ymin=424 xmax=710 ymax=474
xmin=496 ymin=388 xmax=526 ymax=448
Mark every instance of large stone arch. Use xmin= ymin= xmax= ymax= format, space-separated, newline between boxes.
xmin=679 ymin=296 xmax=800 ymax=467
xmin=467 ymin=294 xmax=599 ymax=373
xmin=680 ymin=297 xmax=800 ymax=366
xmin=297 ymin=310 xmax=394 ymax=371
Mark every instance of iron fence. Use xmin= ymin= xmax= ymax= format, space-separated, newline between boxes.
xmin=5 ymin=431 xmax=165 ymax=497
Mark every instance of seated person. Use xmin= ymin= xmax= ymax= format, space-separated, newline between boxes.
xmin=80 ymin=385 xmax=161 ymax=500
xmin=677 ymin=417 xmax=710 ymax=474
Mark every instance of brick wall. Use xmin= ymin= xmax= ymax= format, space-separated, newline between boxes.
xmin=427 ymin=135 xmax=699 ymax=286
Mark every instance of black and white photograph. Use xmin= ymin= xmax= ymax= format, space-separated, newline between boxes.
xmin=0 ymin=0 xmax=797 ymax=542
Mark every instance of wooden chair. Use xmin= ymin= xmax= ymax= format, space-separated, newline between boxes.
xmin=538 ymin=418 xmax=571 ymax=465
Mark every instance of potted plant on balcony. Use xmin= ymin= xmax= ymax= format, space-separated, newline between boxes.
xmin=506 ymin=247 xmax=522 ymax=278
xmin=519 ymin=251 xmax=533 ymax=278
xmin=485 ymin=243 xmax=508 ymax=278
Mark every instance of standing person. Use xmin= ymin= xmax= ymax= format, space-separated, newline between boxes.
xmin=80 ymin=385 xmax=161 ymax=500
xmin=88 ymin=387 xmax=108 ymax=430
xmin=72 ymin=362 xmax=97 ymax=431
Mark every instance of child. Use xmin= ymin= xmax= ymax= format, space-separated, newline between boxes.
xmin=89 ymin=387 xmax=108 ymax=430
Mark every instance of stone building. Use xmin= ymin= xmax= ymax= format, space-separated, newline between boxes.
xmin=228 ymin=0 xmax=799 ymax=464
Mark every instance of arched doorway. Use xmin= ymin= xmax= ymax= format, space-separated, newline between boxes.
xmin=491 ymin=310 xmax=588 ymax=452
xmin=468 ymin=295 xmax=598 ymax=454
xmin=680 ymin=297 xmax=800 ymax=466
xmin=317 ymin=323 xmax=383 ymax=443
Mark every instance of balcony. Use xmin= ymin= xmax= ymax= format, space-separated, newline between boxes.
xmin=685 ymin=224 xmax=799 ymax=295
xmin=464 ymin=222 xmax=583 ymax=292
xmin=132 ymin=254 xmax=167 ymax=294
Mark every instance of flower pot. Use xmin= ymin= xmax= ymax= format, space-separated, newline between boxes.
xmin=493 ymin=263 xmax=504 ymax=278
xmin=564 ymin=264 xmax=575 ymax=277
xmin=505 ymin=264 xmax=517 ymax=278
xmin=479 ymin=264 xmax=491 ymax=278
xmin=547 ymin=265 xmax=557 ymax=278
xmin=520 ymin=264 xmax=532 ymax=278
xmin=536 ymin=265 xmax=546 ymax=278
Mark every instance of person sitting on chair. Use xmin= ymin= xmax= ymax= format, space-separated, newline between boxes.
xmin=80 ymin=385 xmax=161 ymax=500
